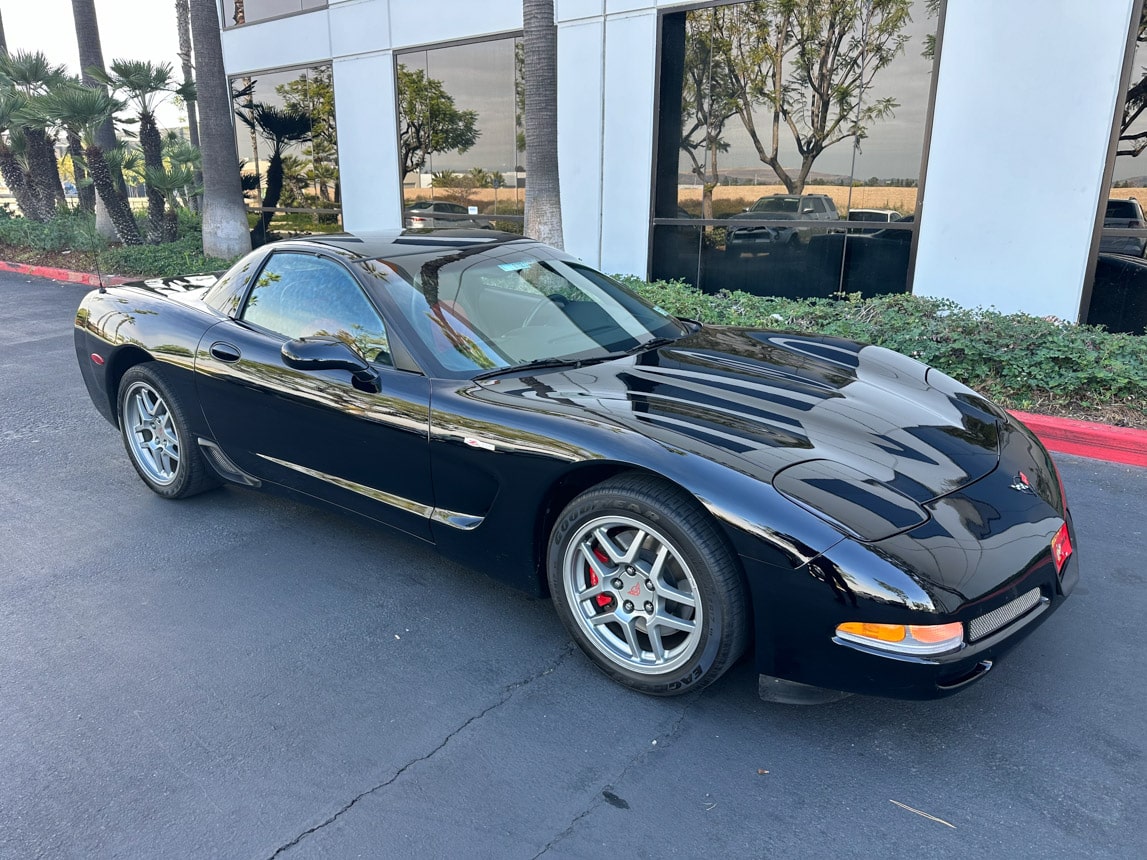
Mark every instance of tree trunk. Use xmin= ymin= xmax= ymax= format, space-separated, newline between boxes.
xmin=67 ymin=131 xmax=96 ymax=213
xmin=0 ymin=9 xmax=7 ymax=55
xmin=21 ymin=128 xmax=62 ymax=220
xmin=523 ymin=0 xmax=563 ymax=249
xmin=0 ymin=145 xmax=43 ymax=220
xmin=175 ymin=0 xmax=202 ymax=213
xmin=86 ymin=144 xmax=144 ymax=245
xmin=71 ymin=0 xmax=123 ymax=236
xmin=189 ymin=0 xmax=252 ymax=259
xmin=139 ymin=113 xmax=167 ymax=243
xmin=254 ymin=151 xmax=283 ymax=246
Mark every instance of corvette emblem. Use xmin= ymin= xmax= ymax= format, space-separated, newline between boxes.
xmin=628 ymin=584 xmax=642 ymax=596
xmin=1010 ymin=471 xmax=1035 ymax=494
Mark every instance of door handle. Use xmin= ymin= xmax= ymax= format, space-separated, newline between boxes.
xmin=210 ymin=341 xmax=242 ymax=362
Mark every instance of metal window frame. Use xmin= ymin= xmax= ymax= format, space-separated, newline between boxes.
xmin=647 ymin=0 xmax=947 ymax=294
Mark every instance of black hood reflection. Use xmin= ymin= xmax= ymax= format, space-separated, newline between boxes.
xmin=480 ymin=326 xmax=1000 ymax=503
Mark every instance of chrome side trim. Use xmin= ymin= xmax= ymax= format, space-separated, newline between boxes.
xmin=430 ymin=508 xmax=484 ymax=531
xmin=256 ymin=453 xmax=484 ymax=530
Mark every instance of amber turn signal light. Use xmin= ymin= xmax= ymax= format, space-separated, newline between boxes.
xmin=836 ymin=621 xmax=964 ymax=656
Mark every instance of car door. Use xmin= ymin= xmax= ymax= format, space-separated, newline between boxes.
xmin=194 ymin=250 xmax=434 ymax=539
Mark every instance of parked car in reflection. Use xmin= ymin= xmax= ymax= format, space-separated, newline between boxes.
xmin=807 ymin=215 xmax=915 ymax=297
xmin=1098 ymin=198 xmax=1147 ymax=257
xmin=846 ymin=208 xmax=902 ymax=234
xmin=1088 ymin=252 xmax=1147 ymax=334
xmin=726 ymin=193 xmax=841 ymax=255
xmin=404 ymin=200 xmax=490 ymax=229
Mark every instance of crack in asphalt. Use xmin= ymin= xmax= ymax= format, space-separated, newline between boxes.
xmin=266 ymin=645 xmax=576 ymax=859
xmin=530 ymin=694 xmax=699 ymax=859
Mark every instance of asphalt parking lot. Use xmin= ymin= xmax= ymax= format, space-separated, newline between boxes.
xmin=1 ymin=269 xmax=1145 ymax=859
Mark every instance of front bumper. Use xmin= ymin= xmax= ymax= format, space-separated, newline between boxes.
xmin=743 ymin=417 xmax=1077 ymax=701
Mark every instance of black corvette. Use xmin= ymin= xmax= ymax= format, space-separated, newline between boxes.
xmin=74 ymin=231 xmax=1077 ymax=702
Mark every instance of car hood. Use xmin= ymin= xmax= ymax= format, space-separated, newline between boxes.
xmin=483 ymin=326 xmax=1001 ymax=506
xmin=730 ymin=210 xmax=799 ymax=221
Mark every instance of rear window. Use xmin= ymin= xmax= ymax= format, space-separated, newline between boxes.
xmin=1106 ymin=200 xmax=1139 ymax=218
xmin=752 ymin=197 xmax=800 ymax=213
xmin=849 ymin=211 xmax=888 ymax=222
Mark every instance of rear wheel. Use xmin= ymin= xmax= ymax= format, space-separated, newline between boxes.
xmin=118 ymin=364 xmax=219 ymax=499
xmin=548 ymin=474 xmax=748 ymax=695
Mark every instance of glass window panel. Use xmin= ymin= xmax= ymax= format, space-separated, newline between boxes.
xmin=655 ymin=2 xmax=937 ymax=299
xmin=231 ymin=64 xmax=341 ymax=236
xmin=243 ymin=253 xmax=390 ymax=363
xmin=651 ymin=224 xmax=703 ymax=287
xmin=1091 ymin=9 xmax=1147 ymax=331
xmin=223 ymin=2 xmax=326 ymax=29
xmin=396 ymin=37 xmax=523 ymax=229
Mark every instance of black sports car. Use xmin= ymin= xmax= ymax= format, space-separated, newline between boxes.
xmin=74 ymin=231 xmax=1077 ymax=702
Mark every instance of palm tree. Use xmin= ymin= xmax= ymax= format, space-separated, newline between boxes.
xmin=0 ymin=91 xmax=44 ymax=219
xmin=70 ymin=0 xmax=123 ymax=237
xmin=96 ymin=60 xmax=178 ymax=243
xmin=174 ymin=0 xmax=202 ymax=211
xmin=146 ymin=163 xmax=197 ymax=242
xmin=523 ymin=0 xmax=563 ymax=248
xmin=0 ymin=51 xmax=70 ymax=217
xmin=41 ymin=85 xmax=144 ymax=245
xmin=188 ymin=0 xmax=251 ymax=259
xmin=238 ymin=102 xmax=312 ymax=245
xmin=64 ymin=129 xmax=96 ymax=213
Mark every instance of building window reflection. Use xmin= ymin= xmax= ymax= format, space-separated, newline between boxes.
xmin=653 ymin=0 xmax=940 ymax=299
xmin=395 ymin=36 xmax=525 ymax=234
xmin=1089 ymin=8 xmax=1147 ymax=334
xmin=229 ymin=64 xmax=341 ymax=243
xmin=222 ymin=1 xmax=327 ymax=29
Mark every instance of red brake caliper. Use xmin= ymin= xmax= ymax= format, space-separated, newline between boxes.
xmin=589 ymin=546 xmax=613 ymax=608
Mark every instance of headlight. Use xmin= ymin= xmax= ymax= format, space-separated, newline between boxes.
xmin=835 ymin=621 xmax=964 ymax=656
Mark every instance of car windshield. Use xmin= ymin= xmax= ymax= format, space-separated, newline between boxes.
xmin=752 ymin=197 xmax=800 ymax=213
xmin=364 ymin=243 xmax=686 ymax=377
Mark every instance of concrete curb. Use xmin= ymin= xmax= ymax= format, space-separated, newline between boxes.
xmin=0 ymin=259 xmax=129 ymax=287
xmin=1009 ymin=410 xmax=1147 ymax=468
xmin=4 ymin=258 xmax=1144 ymax=469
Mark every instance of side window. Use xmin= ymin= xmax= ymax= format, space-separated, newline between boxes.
xmin=810 ymin=198 xmax=827 ymax=215
xmin=241 ymin=253 xmax=392 ymax=364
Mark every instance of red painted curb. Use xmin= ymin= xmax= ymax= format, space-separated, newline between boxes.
xmin=1009 ymin=410 xmax=1147 ymax=468
xmin=0 ymin=259 xmax=129 ymax=287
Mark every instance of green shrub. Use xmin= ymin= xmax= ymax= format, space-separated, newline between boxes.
xmin=618 ymin=277 xmax=1147 ymax=419
xmin=101 ymin=235 xmax=235 ymax=278
xmin=0 ymin=209 xmax=105 ymax=253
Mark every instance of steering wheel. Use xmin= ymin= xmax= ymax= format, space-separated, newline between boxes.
xmin=521 ymin=294 xmax=569 ymax=328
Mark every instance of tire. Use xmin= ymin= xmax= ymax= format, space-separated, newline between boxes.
xmin=117 ymin=364 xmax=219 ymax=499
xmin=547 ymin=474 xmax=749 ymax=696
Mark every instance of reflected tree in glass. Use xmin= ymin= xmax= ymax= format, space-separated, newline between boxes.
xmin=681 ymin=10 xmax=741 ymax=219
xmin=276 ymin=66 xmax=339 ymax=206
xmin=395 ymin=64 xmax=479 ymax=182
xmin=714 ymin=0 xmax=911 ymax=194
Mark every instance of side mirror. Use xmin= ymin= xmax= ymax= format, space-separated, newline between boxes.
xmin=282 ymin=336 xmax=379 ymax=391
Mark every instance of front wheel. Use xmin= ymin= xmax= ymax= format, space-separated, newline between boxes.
xmin=118 ymin=364 xmax=219 ymax=499
xmin=548 ymin=474 xmax=748 ymax=695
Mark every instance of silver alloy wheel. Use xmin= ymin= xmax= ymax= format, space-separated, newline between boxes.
xmin=561 ymin=515 xmax=703 ymax=675
xmin=122 ymin=380 xmax=181 ymax=486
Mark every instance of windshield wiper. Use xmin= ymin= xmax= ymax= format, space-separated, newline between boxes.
xmin=473 ymin=356 xmax=599 ymax=381
xmin=617 ymin=335 xmax=681 ymax=357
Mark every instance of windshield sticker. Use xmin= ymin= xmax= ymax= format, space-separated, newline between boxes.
xmin=498 ymin=261 xmax=535 ymax=272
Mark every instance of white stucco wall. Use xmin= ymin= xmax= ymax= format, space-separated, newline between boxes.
xmin=914 ymin=0 xmax=1136 ymax=319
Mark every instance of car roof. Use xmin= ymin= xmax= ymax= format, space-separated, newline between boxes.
xmin=279 ymin=229 xmax=532 ymax=262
